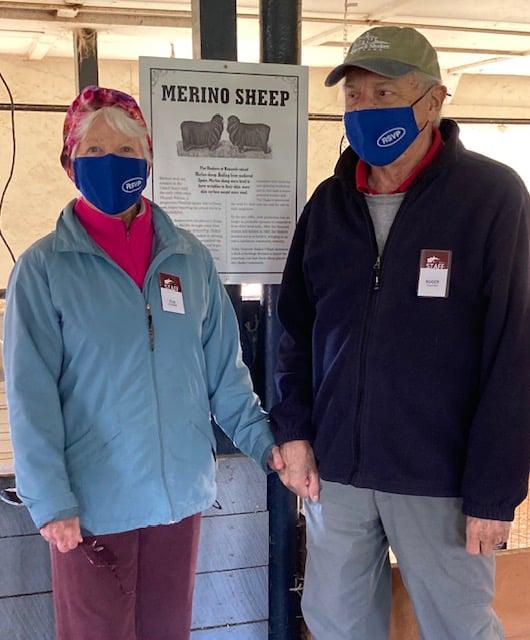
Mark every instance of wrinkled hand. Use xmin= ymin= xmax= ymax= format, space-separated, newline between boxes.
xmin=273 ymin=440 xmax=320 ymax=502
xmin=40 ymin=516 xmax=83 ymax=553
xmin=466 ymin=516 xmax=511 ymax=556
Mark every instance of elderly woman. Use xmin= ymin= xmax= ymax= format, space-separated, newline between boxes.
xmin=4 ymin=86 xmax=280 ymax=640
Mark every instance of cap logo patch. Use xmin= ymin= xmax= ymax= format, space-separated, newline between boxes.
xmin=350 ymin=34 xmax=391 ymax=54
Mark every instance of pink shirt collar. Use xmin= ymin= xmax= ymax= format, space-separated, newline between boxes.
xmin=74 ymin=196 xmax=153 ymax=289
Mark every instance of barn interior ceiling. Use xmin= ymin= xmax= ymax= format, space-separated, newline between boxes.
xmin=0 ymin=0 xmax=529 ymax=80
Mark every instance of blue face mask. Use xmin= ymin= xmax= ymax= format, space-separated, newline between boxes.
xmin=343 ymin=91 xmax=429 ymax=167
xmin=74 ymin=154 xmax=148 ymax=215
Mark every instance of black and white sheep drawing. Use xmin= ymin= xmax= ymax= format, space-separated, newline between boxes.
xmin=180 ymin=114 xmax=224 ymax=152
xmin=227 ymin=116 xmax=271 ymax=154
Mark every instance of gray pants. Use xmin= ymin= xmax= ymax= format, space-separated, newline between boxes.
xmin=302 ymin=480 xmax=504 ymax=640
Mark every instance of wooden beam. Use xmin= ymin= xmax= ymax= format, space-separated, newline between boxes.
xmin=367 ymin=0 xmax=419 ymax=21
xmin=448 ymin=50 xmax=530 ymax=74
xmin=0 ymin=4 xmax=192 ymax=28
xmin=298 ymin=16 xmax=530 ymax=40
xmin=26 ymin=34 xmax=57 ymax=61
xmin=303 ymin=26 xmax=344 ymax=47
xmin=2 ymin=3 xmax=530 ymax=41
xmin=318 ymin=43 xmax=530 ymax=58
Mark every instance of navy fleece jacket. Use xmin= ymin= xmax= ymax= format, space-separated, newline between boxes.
xmin=271 ymin=119 xmax=530 ymax=521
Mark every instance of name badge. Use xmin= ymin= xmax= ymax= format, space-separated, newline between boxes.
xmin=159 ymin=273 xmax=185 ymax=314
xmin=417 ymin=250 xmax=452 ymax=298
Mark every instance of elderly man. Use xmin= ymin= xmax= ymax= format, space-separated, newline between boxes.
xmin=270 ymin=26 xmax=530 ymax=639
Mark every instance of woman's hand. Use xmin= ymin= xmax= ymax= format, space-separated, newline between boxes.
xmin=40 ymin=516 xmax=83 ymax=553
xmin=268 ymin=445 xmax=286 ymax=473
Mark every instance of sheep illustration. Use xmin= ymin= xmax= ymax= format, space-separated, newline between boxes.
xmin=180 ymin=114 xmax=224 ymax=152
xmin=227 ymin=116 xmax=271 ymax=154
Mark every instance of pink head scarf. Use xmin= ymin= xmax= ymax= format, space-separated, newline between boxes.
xmin=60 ymin=85 xmax=152 ymax=178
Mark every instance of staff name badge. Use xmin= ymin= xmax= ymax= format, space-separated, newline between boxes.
xmin=159 ymin=273 xmax=185 ymax=314
xmin=417 ymin=250 xmax=452 ymax=298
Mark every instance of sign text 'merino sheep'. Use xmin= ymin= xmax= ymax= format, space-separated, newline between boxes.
xmin=161 ymin=84 xmax=290 ymax=107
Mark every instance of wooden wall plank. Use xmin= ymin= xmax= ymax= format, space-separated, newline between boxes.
xmin=0 ymin=512 xmax=269 ymax=598
xmin=0 ymin=462 xmax=14 ymax=476
xmin=0 ymin=475 xmax=15 ymax=491
xmin=204 ymin=456 xmax=267 ymax=517
xmin=389 ymin=551 xmax=530 ymax=639
xmin=0 ymin=385 xmax=12 ymax=468
xmin=0 ymin=549 xmax=269 ymax=635
xmin=192 ymin=566 xmax=267 ymax=630
xmin=0 ymin=593 xmax=54 ymax=640
xmin=0 ymin=536 xmax=51 ymax=598
xmin=0 ymin=455 xmax=269 ymax=638
xmin=191 ymin=621 xmax=268 ymax=639
xmin=0 ymin=590 xmax=268 ymax=640
xmin=1 ymin=456 xmax=266 ymax=535
xmin=197 ymin=512 xmax=268 ymax=574
xmin=0 ymin=500 xmax=37 ymax=537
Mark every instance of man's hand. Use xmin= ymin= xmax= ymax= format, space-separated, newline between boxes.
xmin=275 ymin=440 xmax=320 ymax=502
xmin=466 ymin=516 xmax=511 ymax=556
xmin=40 ymin=516 xmax=83 ymax=553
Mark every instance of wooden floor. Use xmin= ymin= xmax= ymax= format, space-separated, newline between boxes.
xmin=0 ymin=456 xmax=269 ymax=640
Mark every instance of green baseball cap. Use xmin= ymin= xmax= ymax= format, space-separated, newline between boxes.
xmin=325 ymin=26 xmax=441 ymax=87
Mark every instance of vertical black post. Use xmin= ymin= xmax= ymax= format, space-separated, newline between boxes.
xmin=191 ymin=0 xmax=240 ymax=456
xmin=260 ymin=2 xmax=302 ymax=639
xmin=192 ymin=0 xmax=238 ymax=61
xmin=74 ymin=29 xmax=99 ymax=92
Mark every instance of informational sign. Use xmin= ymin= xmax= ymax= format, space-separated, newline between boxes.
xmin=140 ymin=57 xmax=308 ymax=284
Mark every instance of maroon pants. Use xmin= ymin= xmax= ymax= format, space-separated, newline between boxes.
xmin=50 ymin=515 xmax=201 ymax=640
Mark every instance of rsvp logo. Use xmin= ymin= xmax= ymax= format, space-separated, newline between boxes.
xmin=377 ymin=127 xmax=406 ymax=148
xmin=122 ymin=177 xmax=144 ymax=193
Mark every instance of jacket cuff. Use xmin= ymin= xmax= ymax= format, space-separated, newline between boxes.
xmin=249 ymin=427 xmax=276 ymax=474
xmin=260 ymin=443 xmax=275 ymax=475
xmin=270 ymin=419 xmax=313 ymax=446
xmin=462 ymin=499 xmax=515 ymax=522
xmin=22 ymin=492 xmax=79 ymax=530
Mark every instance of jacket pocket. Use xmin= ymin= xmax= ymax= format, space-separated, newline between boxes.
xmin=65 ymin=428 xmax=122 ymax=473
xmin=188 ymin=419 xmax=217 ymax=459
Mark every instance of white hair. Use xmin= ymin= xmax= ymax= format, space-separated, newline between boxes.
xmin=414 ymin=71 xmax=442 ymax=92
xmin=413 ymin=71 xmax=444 ymax=127
xmin=72 ymin=105 xmax=152 ymax=162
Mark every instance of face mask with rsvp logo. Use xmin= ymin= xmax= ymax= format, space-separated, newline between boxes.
xmin=343 ymin=89 xmax=430 ymax=167
xmin=74 ymin=154 xmax=148 ymax=215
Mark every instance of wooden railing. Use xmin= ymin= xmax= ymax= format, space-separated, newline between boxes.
xmin=0 ymin=382 xmax=11 ymax=475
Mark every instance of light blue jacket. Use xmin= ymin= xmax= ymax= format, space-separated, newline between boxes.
xmin=4 ymin=201 xmax=274 ymax=534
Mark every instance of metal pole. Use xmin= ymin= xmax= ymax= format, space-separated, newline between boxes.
xmin=192 ymin=0 xmax=237 ymax=61
xmin=191 ymin=0 xmax=240 ymax=455
xmin=259 ymin=2 xmax=302 ymax=638
xmin=74 ymin=28 xmax=99 ymax=92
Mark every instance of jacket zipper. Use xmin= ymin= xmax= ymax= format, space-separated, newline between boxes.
xmin=146 ymin=303 xmax=155 ymax=351
xmin=95 ymin=252 xmax=173 ymax=518
xmin=143 ymin=286 xmax=175 ymax=521
xmin=373 ymin=256 xmax=381 ymax=291
xmin=350 ymin=203 xmax=379 ymax=482
xmin=350 ymin=191 xmax=412 ymax=483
